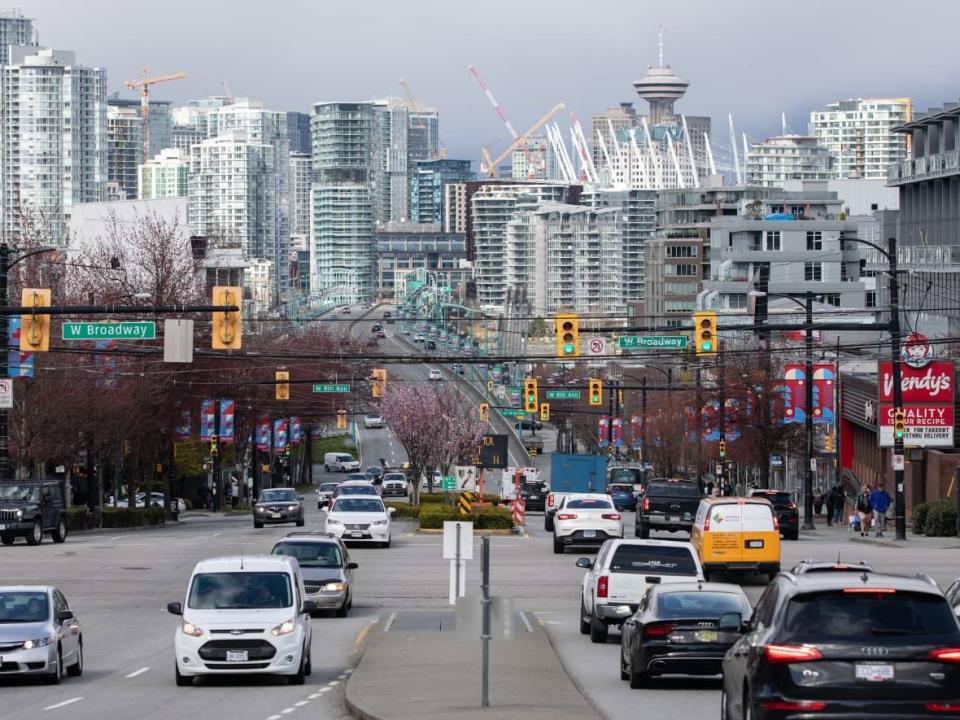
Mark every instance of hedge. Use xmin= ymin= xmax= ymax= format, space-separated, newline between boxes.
xmin=417 ymin=504 xmax=513 ymax=530
xmin=101 ymin=507 xmax=165 ymax=528
xmin=912 ymin=502 xmax=932 ymax=535
xmin=419 ymin=492 xmax=504 ymax=505
xmin=66 ymin=506 xmax=94 ymax=531
xmin=923 ymin=500 xmax=957 ymax=537
xmin=418 ymin=505 xmax=460 ymax=528
xmin=385 ymin=502 xmax=420 ymax=519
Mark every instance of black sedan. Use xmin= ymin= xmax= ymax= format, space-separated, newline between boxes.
xmin=748 ymin=489 xmax=799 ymax=540
xmin=253 ymin=488 xmax=305 ymax=529
xmin=619 ymin=582 xmax=751 ymax=688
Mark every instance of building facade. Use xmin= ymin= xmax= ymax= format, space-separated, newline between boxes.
xmin=809 ymin=98 xmax=911 ymax=180
xmin=286 ymin=111 xmax=311 ymax=155
xmin=746 ymin=135 xmax=834 ymax=188
xmin=138 ymin=148 xmax=188 ymax=199
xmin=583 ymin=188 xmax=655 ymax=304
xmin=288 ymin=151 xmax=312 ymax=237
xmin=374 ymin=223 xmax=468 ymax=298
xmin=106 ymin=102 xmax=142 ymax=199
xmin=411 ymin=158 xmax=473 ymax=225
xmin=0 ymin=9 xmax=34 ymax=63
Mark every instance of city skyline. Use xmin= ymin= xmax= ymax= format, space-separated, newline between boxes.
xmin=22 ymin=0 xmax=960 ymax=165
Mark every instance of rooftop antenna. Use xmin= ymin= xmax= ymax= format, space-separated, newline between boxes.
xmin=781 ymin=112 xmax=788 ymax=136
xmin=658 ymin=25 xmax=664 ymax=68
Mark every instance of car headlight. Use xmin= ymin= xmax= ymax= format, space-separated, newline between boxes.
xmin=180 ymin=620 xmax=203 ymax=637
xmin=255 ymin=506 xmax=266 ymax=513
xmin=287 ymin=505 xmax=298 ymax=512
xmin=22 ymin=634 xmax=56 ymax=649
xmin=372 ymin=519 xmax=388 ymax=526
xmin=270 ymin=619 xmax=296 ymax=637
xmin=326 ymin=518 xmax=341 ymax=526
xmin=15 ymin=509 xmax=23 ymax=520
xmin=322 ymin=582 xmax=345 ymax=593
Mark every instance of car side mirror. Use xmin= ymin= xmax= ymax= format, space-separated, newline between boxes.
xmin=718 ymin=612 xmax=743 ymax=632
xmin=387 ymin=507 xmax=396 ymax=515
xmin=302 ymin=599 xmax=318 ymax=614
xmin=347 ymin=562 xmax=359 ymax=570
xmin=56 ymin=610 xmax=74 ymax=622
xmin=298 ymin=495 xmax=304 ymax=502
xmin=167 ymin=602 xmax=183 ymax=616
xmin=575 ymin=557 xmax=593 ymax=569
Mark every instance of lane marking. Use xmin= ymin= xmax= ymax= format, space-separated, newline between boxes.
xmin=294 ymin=701 xmax=309 ymax=707
xmin=344 ymin=668 xmax=354 ymax=675
xmin=125 ymin=666 xmax=150 ymax=678
xmin=111 ymin=536 xmax=123 ymax=541
xmin=308 ymin=693 xmax=322 ymax=699
xmin=328 ymin=680 xmax=340 ymax=686
xmin=212 ymin=532 xmax=223 ymax=538
xmin=319 ymin=687 xmax=331 ymax=693
xmin=383 ymin=611 xmax=397 ymax=633
xmin=44 ymin=697 xmax=83 ymax=711
xmin=352 ymin=620 xmax=375 ymax=655
xmin=519 ymin=612 xmax=535 ymax=633
xmin=267 ymin=716 xmax=282 ymax=720
xmin=337 ymin=673 xmax=348 ymax=680
xmin=281 ymin=710 xmax=296 ymax=715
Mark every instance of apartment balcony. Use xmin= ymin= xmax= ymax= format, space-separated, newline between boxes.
xmin=887 ymin=149 xmax=960 ymax=185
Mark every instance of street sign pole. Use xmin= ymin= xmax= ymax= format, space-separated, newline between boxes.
xmin=481 ymin=535 xmax=491 ymax=708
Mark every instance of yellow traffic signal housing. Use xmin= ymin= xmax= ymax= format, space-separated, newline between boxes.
xmin=555 ymin=314 xmax=579 ymax=358
xmin=479 ymin=403 xmax=489 ymax=421
xmin=21 ymin=288 xmax=51 ymax=352
xmin=275 ymin=370 xmax=290 ymax=400
xmin=694 ymin=311 xmax=717 ymax=357
xmin=336 ymin=409 xmax=347 ymax=429
xmin=524 ymin=379 xmax=538 ymax=413
xmin=824 ymin=434 xmax=834 ymax=452
xmin=371 ymin=368 xmax=387 ymax=398
xmin=487 ymin=379 xmax=494 ymax=392
xmin=588 ymin=379 xmax=603 ymax=406
xmin=540 ymin=403 xmax=550 ymax=422
xmin=893 ymin=408 xmax=906 ymax=442
xmin=719 ymin=439 xmax=727 ymax=458
xmin=212 ymin=285 xmax=242 ymax=349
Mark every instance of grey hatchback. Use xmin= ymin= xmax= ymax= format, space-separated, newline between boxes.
xmin=270 ymin=533 xmax=357 ymax=617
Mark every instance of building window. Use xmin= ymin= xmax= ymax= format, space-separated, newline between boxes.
xmin=822 ymin=293 xmax=841 ymax=307
xmin=666 ymin=245 xmax=697 ymax=258
xmin=806 ymin=231 xmax=822 ymax=251
xmin=865 ymin=291 xmax=876 ymax=308
xmin=666 ymin=263 xmax=697 ymax=277
xmin=665 ymin=300 xmax=695 ymax=313
xmin=727 ymin=293 xmax=747 ymax=309
xmin=764 ymin=231 xmax=781 ymax=251
xmin=804 ymin=262 xmax=823 ymax=281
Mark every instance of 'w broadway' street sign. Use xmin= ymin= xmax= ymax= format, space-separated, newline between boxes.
xmin=62 ymin=321 xmax=156 ymax=340
xmin=619 ymin=335 xmax=687 ymax=350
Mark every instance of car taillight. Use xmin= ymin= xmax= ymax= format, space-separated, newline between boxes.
xmin=787 ymin=501 xmax=797 ymax=509
xmin=927 ymin=704 xmax=960 ymax=713
xmin=642 ymin=622 xmax=676 ymax=639
xmin=764 ymin=644 xmax=823 ymax=664
xmin=929 ymin=648 xmax=960 ymax=663
xmin=703 ymin=512 xmax=711 ymax=531
xmin=843 ymin=587 xmax=896 ymax=594
xmin=547 ymin=494 xmax=555 ymax=508
xmin=597 ymin=576 xmax=608 ymax=598
xmin=772 ymin=514 xmax=780 ymax=531
xmin=642 ymin=497 xmax=650 ymax=512
xmin=761 ymin=701 xmax=826 ymax=712
xmin=557 ymin=513 xmax=577 ymax=520
xmin=601 ymin=513 xmax=621 ymax=520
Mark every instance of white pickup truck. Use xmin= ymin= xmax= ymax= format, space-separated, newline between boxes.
xmin=576 ymin=539 xmax=704 ymax=643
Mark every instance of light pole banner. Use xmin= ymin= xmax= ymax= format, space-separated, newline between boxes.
xmin=218 ymin=400 xmax=235 ymax=443
xmin=199 ymin=400 xmax=216 ymax=440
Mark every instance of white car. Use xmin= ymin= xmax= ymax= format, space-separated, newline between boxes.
xmin=428 ymin=369 xmax=442 ymax=381
xmin=414 ymin=333 xmax=425 ymax=343
xmin=325 ymin=496 xmax=394 ymax=548
xmin=168 ymin=555 xmax=314 ymax=685
xmin=553 ymin=494 xmax=623 ymax=554
xmin=363 ymin=412 xmax=384 ymax=429
xmin=576 ymin=538 xmax=704 ymax=643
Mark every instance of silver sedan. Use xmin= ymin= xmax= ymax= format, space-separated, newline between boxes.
xmin=0 ymin=585 xmax=83 ymax=683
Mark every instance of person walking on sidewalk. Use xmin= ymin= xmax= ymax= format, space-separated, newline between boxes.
xmin=829 ymin=481 xmax=845 ymax=527
xmin=869 ymin=483 xmax=893 ymax=537
xmin=855 ymin=485 xmax=873 ymax=537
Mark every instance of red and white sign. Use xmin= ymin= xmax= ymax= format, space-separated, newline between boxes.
xmin=901 ymin=333 xmax=934 ymax=369
xmin=878 ymin=361 xmax=954 ymax=403
xmin=587 ymin=337 xmax=607 ymax=356
xmin=879 ymin=405 xmax=954 ymax=446
xmin=878 ymin=360 xmax=955 ymax=448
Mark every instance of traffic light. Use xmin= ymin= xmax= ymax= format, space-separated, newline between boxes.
xmin=588 ymin=379 xmax=603 ymax=406
xmin=479 ymin=403 xmax=489 ymax=421
xmin=719 ymin=439 xmax=727 ymax=458
xmin=893 ymin=408 xmax=906 ymax=443
xmin=824 ymin=434 xmax=834 ymax=452
xmin=212 ymin=286 xmax=242 ymax=349
xmin=371 ymin=368 xmax=387 ymax=398
xmin=540 ymin=403 xmax=550 ymax=422
xmin=487 ymin=380 xmax=494 ymax=392
xmin=336 ymin=409 xmax=347 ymax=429
xmin=554 ymin=314 xmax=580 ymax=358
xmin=210 ymin=435 xmax=218 ymax=456
xmin=524 ymin=378 xmax=538 ymax=413
xmin=275 ymin=370 xmax=290 ymax=400
xmin=694 ymin=311 xmax=717 ymax=357
xmin=20 ymin=288 xmax=51 ymax=352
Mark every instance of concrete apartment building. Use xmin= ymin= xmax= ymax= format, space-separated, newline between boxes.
xmin=374 ymin=222 xmax=469 ymax=299
xmin=106 ymin=103 xmax=142 ymax=200
xmin=108 ymin=96 xmax=172 ymax=161
xmin=0 ymin=9 xmax=34 ymax=63
xmin=809 ymin=98 xmax=911 ymax=179
xmin=288 ymin=151 xmax=312 ymax=237
xmin=746 ymin=135 xmax=834 ymax=188
xmin=412 ymin=158 xmax=473 ymax=225
xmin=138 ymin=148 xmax=188 ymax=199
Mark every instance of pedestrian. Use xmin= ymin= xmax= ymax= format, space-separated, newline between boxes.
xmin=813 ymin=489 xmax=824 ymax=516
xmin=855 ymin=485 xmax=873 ymax=537
xmin=231 ymin=477 xmax=240 ymax=508
xmin=825 ymin=488 xmax=836 ymax=527
xmin=830 ymin=482 xmax=845 ymax=526
xmin=869 ymin=482 xmax=893 ymax=537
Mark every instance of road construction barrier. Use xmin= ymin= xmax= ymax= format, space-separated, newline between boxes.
xmin=511 ymin=497 xmax=526 ymax=528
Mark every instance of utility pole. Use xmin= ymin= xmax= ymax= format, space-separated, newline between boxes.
xmin=888 ymin=236 xmax=906 ymax=540
xmin=696 ymin=366 xmax=703 ymax=486
xmin=641 ymin=376 xmax=648 ymax=466
xmin=803 ymin=290 xmax=815 ymax=530
xmin=212 ymin=402 xmax=222 ymax=512
xmin=0 ymin=243 xmax=10 ymax=480
xmin=718 ymin=355 xmax=726 ymax=494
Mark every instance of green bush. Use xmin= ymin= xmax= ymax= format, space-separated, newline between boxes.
xmin=66 ymin=506 xmax=93 ymax=531
xmin=418 ymin=505 xmax=460 ymax=529
xmin=472 ymin=506 xmax=512 ymax=529
xmin=419 ymin=493 xmax=449 ymax=504
xmin=101 ymin=507 xmax=165 ymax=528
xmin=923 ymin=500 xmax=957 ymax=537
xmin=183 ymin=498 xmax=193 ymax=511
xmin=912 ymin=502 xmax=931 ymax=535
xmin=385 ymin=502 xmax=420 ymax=519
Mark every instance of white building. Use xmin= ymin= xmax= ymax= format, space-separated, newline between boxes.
xmin=138 ymin=149 xmax=188 ymax=199
xmin=288 ymin=151 xmax=312 ymax=237
xmin=809 ymin=98 xmax=911 ymax=179
xmin=107 ymin=103 xmax=142 ymax=200
xmin=0 ymin=46 xmax=107 ymax=244
xmin=746 ymin=135 xmax=834 ymax=188
xmin=0 ymin=9 xmax=34 ymax=63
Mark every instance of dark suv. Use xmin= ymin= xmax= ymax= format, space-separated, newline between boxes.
xmin=721 ymin=571 xmax=960 ymax=719
xmin=749 ymin=489 xmax=800 ymax=541
xmin=0 ymin=481 xmax=68 ymax=546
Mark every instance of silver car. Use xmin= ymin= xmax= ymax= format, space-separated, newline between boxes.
xmin=0 ymin=586 xmax=83 ymax=683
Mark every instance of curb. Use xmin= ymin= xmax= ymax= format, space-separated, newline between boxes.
xmin=344 ymin=618 xmax=384 ymax=720
xmin=416 ymin=528 xmax=513 ymax=536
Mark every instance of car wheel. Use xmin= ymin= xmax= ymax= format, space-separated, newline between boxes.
xmin=636 ymin=522 xmax=650 ymax=539
xmin=589 ymin=609 xmax=608 ymax=644
xmin=324 ymin=464 xmax=330 ymax=472
xmin=720 ymin=686 xmax=729 ymax=720
xmin=552 ymin=535 xmax=563 ymax=554
xmin=620 ymin=655 xmax=630 ymax=682
xmin=289 ymin=650 xmax=306 ymax=685
xmin=579 ymin=598 xmax=590 ymax=635
xmin=26 ymin=520 xmax=42 ymax=546
xmin=336 ymin=600 xmax=349 ymax=618
xmin=45 ymin=646 xmax=62 ymax=685
xmin=254 ymin=521 xmax=263 ymax=529
xmin=52 ymin=516 xmax=68 ymax=543
xmin=304 ymin=651 xmax=312 ymax=677
xmin=175 ymin=661 xmax=192 ymax=687
xmin=296 ymin=516 xmax=305 ymax=527
xmin=384 ymin=536 xmax=391 ymax=549
xmin=66 ymin=639 xmax=83 ymax=677
xmin=544 ymin=514 xmax=554 ymax=532
xmin=318 ymin=503 xmax=322 ymax=510
xmin=0 ymin=534 xmax=13 ymax=545
xmin=788 ymin=531 xmax=799 ymax=541
xmin=629 ymin=663 xmax=649 ymax=689
xmin=347 ymin=593 xmax=353 ymax=610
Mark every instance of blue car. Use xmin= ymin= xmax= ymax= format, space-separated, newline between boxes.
xmin=608 ymin=483 xmax=637 ymax=512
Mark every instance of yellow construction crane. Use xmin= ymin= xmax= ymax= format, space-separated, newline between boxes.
xmin=399 ymin=78 xmax=446 ymax=160
xmin=481 ymin=102 xmax=565 ymax=178
xmin=125 ymin=68 xmax=188 ymax=162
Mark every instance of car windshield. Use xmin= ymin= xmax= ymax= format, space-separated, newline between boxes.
xmin=383 ymin=474 xmax=406 ymax=482
xmin=366 ymin=414 xmax=380 ymax=419
xmin=610 ymin=469 xmax=642 ymax=484
xmin=0 ymin=485 xmax=41 ymax=502
xmin=272 ymin=542 xmax=343 ymax=568
xmin=366 ymin=468 xmax=381 ymax=474
xmin=609 ymin=544 xmax=699 ymax=576
xmin=337 ymin=485 xmax=376 ymax=496
xmin=657 ymin=591 xmax=749 ymax=618
xmin=782 ymin=590 xmax=959 ymax=641
xmin=0 ymin=591 xmax=49 ymax=622
xmin=647 ymin=482 xmax=700 ymax=498
xmin=332 ymin=498 xmax=384 ymax=513
xmin=566 ymin=498 xmax=614 ymax=510
xmin=346 ymin=474 xmax=368 ymax=481
xmin=187 ymin=572 xmax=293 ymax=610
xmin=259 ymin=489 xmax=296 ymax=503
xmin=754 ymin=492 xmax=791 ymax=506
xmin=319 ymin=483 xmax=339 ymax=492
xmin=609 ymin=484 xmax=634 ymax=493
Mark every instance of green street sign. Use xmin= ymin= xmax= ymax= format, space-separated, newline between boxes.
xmin=619 ymin=335 xmax=688 ymax=350
xmin=312 ymin=383 xmax=351 ymax=393
xmin=62 ymin=321 xmax=156 ymax=341
xmin=441 ymin=476 xmax=456 ymax=491
xmin=545 ymin=389 xmax=581 ymax=400
xmin=499 ymin=409 xmax=528 ymax=418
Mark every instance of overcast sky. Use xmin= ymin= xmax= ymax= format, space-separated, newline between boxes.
xmin=23 ymin=0 xmax=960 ymax=162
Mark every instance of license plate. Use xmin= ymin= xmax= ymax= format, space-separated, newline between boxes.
xmin=226 ymin=651 xmax=248 ymax=663
xmin=856 ymin=663 xmax=894 ymax=682
xmin=666 ymin=516 xmax=678 ymax=522
xmin=746 ymin=539 xmax=764 ymax=549
xmin=270 ymin=513 xmax=281 ymax=519
xmin=0 ymin=524 xmax=5 ymax=530
xmin=582 ymin=530 xmax=597 ymax=538
xmin=530 ymin=495 xmax=539 ymax=499
xmin=350 ymin=531 xmax=364 ymax=538
xmin=694 ymin=630 xmax=719 ymax=642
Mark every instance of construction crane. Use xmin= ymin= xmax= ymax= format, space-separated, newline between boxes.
xmin=480 ymin=103 xmax=565 ymax=178
xmin=125 ymin=68 xmax=188 ymax=162
xmin=399 ymin=78 xmax=447 ymax=159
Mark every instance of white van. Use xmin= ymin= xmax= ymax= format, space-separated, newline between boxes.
xmin=167 ymin=555 xmax=315 ymax=685
xmin=324 ymin=452 xmax=360 ymax=472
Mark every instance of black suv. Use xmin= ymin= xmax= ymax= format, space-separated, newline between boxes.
xmin=721 ymin=570 xmax=960 ymax=719
xmin=0 ymin=480 xmax=68 ymax=546
xmin=749 ymin=489 xmax=800 ymax=541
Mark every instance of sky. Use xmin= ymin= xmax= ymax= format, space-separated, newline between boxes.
xmin=21 ymin=0 xmax=960 ymax=164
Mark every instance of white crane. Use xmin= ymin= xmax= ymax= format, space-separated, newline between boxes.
xmin=729 ymin=114 xmax=743 ymax=185
xmin=641 ymin=117 xmax=663 ymax=189
xmin=552 ymin=123 xmax=578 ymax=182
xmin=681 ymin=115 xmax=700 ymax=189
xmin=666 ymin=132 xmax=686 ymax=189
xmin=704 ymin=132 xmax=718 ymax=176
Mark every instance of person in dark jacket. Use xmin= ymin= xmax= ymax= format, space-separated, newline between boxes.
xmin=869 ymin=482 xmax=893 ymax=537
xmin=855 ymin=485 xmax=873 ymax=537
xmin=829 ymin=482 xmax=845 ymax=526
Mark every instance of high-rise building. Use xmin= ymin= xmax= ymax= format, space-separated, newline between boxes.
xmin=311 ymin=101 xmax=376 ymax=303
xmin=288 ymin=152 xmax=312 ymax=237
xmin=411 ymin=158 xmax=473 ymax=225
xmin=107 ymin=96 xmax=172 ymax=161
xmin=106 ymin=103 xmax=142 ymax=200
xmin=372 ymin=98 xmax=412 ymax=223
xmin=138 ymin=149 xmax=188 ymax=199
xmin=746 ymin=135 xmax=834 ymax=188
xmin=809 ymin=98 xmax=911 ymax=179
xmin=171 ymin=96 xmax=232 ymax=137
xmin=591 ymin=103 xmax=638 ymax=172
xmin=374 ymin=222 xmax=468 ymax=299
xmin=286 ymin=111 xmax=311 ymax=155
xmin=0 ymin=9 xmax=34 ymax=64
xmin=0 ymin=46 xmax=107 ymax=243
xmin=171 ymin=124 xmax=204 ymax=156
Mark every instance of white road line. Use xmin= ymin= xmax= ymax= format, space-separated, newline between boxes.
xmin=125 ymin=666 xmax=150 ymax=678
xmin=212 ymin=532 xmax=223 ymax=538
xmin=294 ymin=701 xmax=309 ymax=707
xmin=44 ymin=697 xmax=83 ymax=711
xmin=337 ymin=673 xmax=348 ymax=680
xmin=281 ymin=709 xmax=296 ymax=715
xmin=267 ymin=716 xmax=282 ymax=720
xmin=308 ymin=693 xmax=322 ymax=699
xmin=328 ymin=679 xmax=340 ymax=686
xmin=344 ymin=668 xmax=354 ymax=675
xmin=319 ymin=687 xmax=331 ymax=693
xmin=519 ymin=612 xmax=535 ymax=633
xmin=111 ymin=536 xmax=123 ymax=541
xmin=382 ymin=611 xmax=398 ymax=633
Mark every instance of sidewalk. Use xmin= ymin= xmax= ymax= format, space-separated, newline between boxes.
xmin=802 ymin=518 xmax=960 ymax=550
xmin=345 ymin=616 xmax=601 ymax=720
